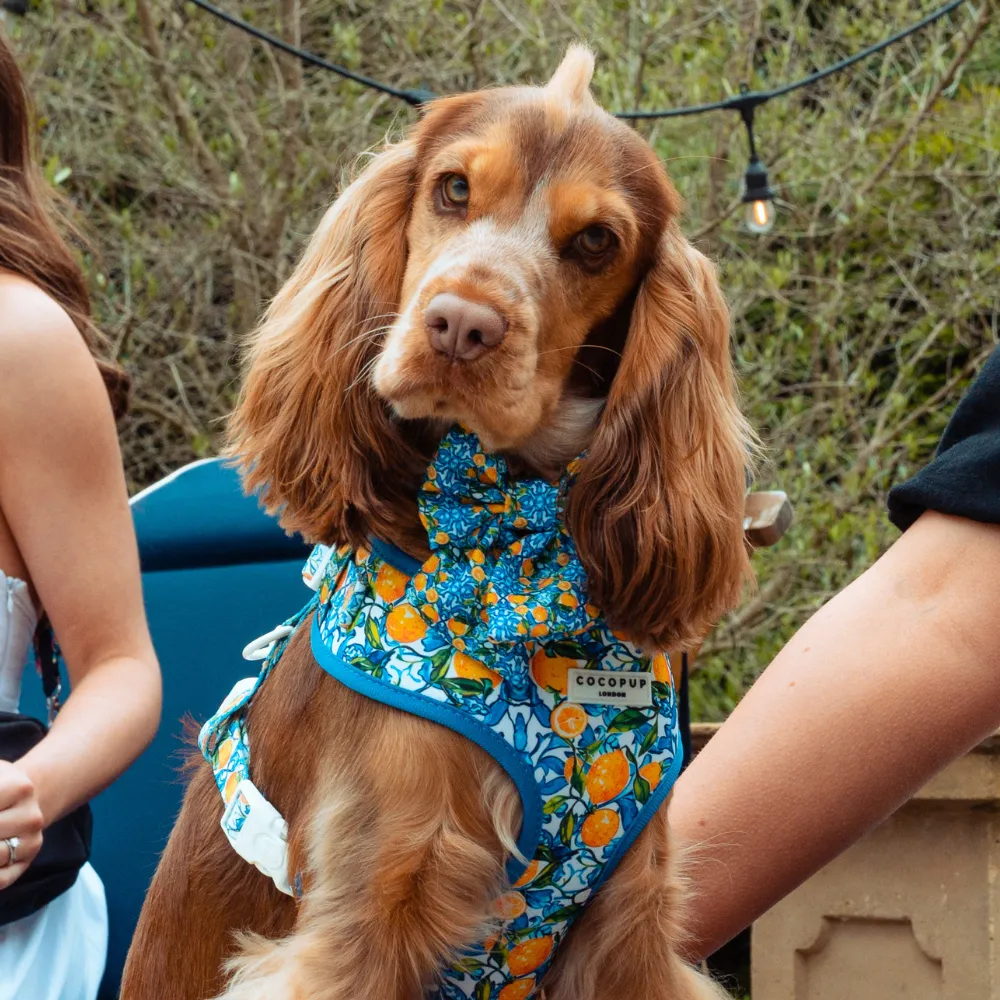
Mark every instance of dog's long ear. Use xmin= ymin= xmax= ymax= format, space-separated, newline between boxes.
xmin=228 ymin=140 xmax=425 ymax=545
xmin=566 ymin=227 xmax=754 ymax=650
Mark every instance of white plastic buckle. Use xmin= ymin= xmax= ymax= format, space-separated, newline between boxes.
xmin=242 ymin=624 xmax=295 ymax=662
xmin=221 ymin=779 xmax=294 ymax=896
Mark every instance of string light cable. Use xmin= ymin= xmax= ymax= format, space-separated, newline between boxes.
xmin=179 ymin=0 xmax=973 ymax=231
xmin=184 ymin=0 xmax=435 ymax=105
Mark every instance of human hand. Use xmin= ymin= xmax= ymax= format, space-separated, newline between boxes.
xmin=0 ymin=760 xmax=44 ymax=889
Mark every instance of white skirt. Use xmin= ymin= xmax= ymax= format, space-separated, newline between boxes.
xmin=0 ymin=863 xmax=107 ymax=1000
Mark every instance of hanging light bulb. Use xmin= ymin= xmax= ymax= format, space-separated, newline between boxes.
xmin=741 ymin=155 xmax=776 ymax=234
xmin=736 ymin=92 xmax=777 ymax=235
xmin=747 ymin=198 xmax=774 ymax=233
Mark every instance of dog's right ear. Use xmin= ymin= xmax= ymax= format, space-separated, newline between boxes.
xmin=228 ymin=140 xmax=426 ymax=545
xmin=566 ymin=227 xmax=754 ymax=650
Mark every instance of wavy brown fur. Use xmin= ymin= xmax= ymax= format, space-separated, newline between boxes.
xmin=566 ymin=228 xmax=753 ymax=650
xmin=226 ymin=139 xmax=430 ymax=552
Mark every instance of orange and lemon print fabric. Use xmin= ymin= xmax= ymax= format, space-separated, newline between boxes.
xmin=304 ymin=427 xmax=684 ymax=1000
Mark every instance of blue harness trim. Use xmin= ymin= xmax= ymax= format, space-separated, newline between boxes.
xmin=370 ymin=536 xmax=423 ymax=576
xmin=309 ymin=615 xmax=542 ymax=884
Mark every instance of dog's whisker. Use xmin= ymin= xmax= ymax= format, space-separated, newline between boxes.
xmin=569 ymin=360 xmax=603 ymax=381
xmin=538 ymin=344 xmax=624 ymax=357
xmin=346 ymin=311 xmax=400 ymax=332
xmin=614 ymin=158 xmax=662 ymax=181
xmin=344 ymin=354 xmax=383 ymax=395
xmin=328 ymin=326 xmax=396 ymax=359
xmin=345 ymin=362 xmax=378 ymax=395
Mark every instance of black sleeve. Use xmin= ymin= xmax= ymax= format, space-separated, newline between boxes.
xmin=887 ymin=346 xmax=1000 ymax=532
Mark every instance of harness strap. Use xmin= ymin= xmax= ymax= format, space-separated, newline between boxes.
xmin=198 ymin=595 xmax=317 ymax=897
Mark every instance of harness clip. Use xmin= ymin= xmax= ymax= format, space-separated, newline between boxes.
xmin=242 ymin=624 xmax=295 ymax=662
xmin=221 ymin=779 xmax=294 ymax=897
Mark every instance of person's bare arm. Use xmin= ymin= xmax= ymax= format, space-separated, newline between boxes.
xmin=670 ymin=509 xmax=1000 ymax=960
xmin=0 ymin=279 xmax=160 ymax=872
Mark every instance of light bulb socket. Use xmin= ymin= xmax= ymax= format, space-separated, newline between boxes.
xmin=741 ymin=156 xmax=775 ymax=204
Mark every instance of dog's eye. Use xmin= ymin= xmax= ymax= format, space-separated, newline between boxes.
xmin=441 ymin=174 xmax=470 ymax=207
xmin=575 ymin=225 xmax=614 ymax=256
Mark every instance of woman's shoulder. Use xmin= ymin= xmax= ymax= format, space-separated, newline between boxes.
xmin=0 ymin=273 xmax=104 ymax=401
xmin=0 ymin=274 xmax=112 ymax=445
xmin=0 ymin=272 xmax=86 ymax=362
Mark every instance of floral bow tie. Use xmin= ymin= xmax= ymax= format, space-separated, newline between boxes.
xmin=407 ymin=427 xmax=597 ymax=646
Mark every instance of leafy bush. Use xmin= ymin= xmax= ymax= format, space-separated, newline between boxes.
xmin=7 ymin=0 xmax=998 ymax=716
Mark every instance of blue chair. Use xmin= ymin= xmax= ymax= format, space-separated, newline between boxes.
xmin=23 ymin=458 xmax=311 ymax=997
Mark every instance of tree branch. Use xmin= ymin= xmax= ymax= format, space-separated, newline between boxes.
xmin=134 ymin=0 xmax=229 ymax=198
xmin=260 ymin=0 xmax=305 ymax=255
xmin=855 ymin=0 xmax=992 ymax=203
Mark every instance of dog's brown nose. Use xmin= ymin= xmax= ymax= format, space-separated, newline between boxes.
xmin=424 ymin=294 xmax=507 ymax=362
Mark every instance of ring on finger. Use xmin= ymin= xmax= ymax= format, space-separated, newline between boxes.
xmin=2 ymin=836 xmax=20 ymax=867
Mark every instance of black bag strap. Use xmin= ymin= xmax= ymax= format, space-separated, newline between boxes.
xmin=34 ymin=614 xmax=62 ymax=724
xmin=678 ymin=651 xmax=691 ymax=772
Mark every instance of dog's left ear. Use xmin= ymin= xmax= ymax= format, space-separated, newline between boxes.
xmin=566 ymin=227 xmax=754 ymax=650
xmin=228 ymin=140 xmax=425 ymax=546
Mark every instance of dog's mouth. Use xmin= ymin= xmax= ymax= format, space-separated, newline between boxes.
xmin=376 ymin=361 xmax=602 ymax=472
xmin=375 ymin=360 xmax=546 ymax=452
xmin=372 ymin=284 xmax=546 ymax=449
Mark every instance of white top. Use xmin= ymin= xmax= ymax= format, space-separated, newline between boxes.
xmin=0 ymin=569 xmax=108 ymax=1000
xmin=0 ymin=572 xmax=35 ymax=714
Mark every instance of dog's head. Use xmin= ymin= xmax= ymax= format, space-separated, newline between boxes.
xmin=230 ymin=47 xmax=753 ymax=648
xmin=372 ymin=47 xmax=674 ymax=459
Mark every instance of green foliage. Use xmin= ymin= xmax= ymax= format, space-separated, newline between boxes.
xmin=7 ymin=1 xmax=999 ymax=728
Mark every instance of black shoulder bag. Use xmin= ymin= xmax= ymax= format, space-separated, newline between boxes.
xmin=0 ymin=615 xmax=93 ymax=926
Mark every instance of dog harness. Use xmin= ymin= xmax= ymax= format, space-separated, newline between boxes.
xmin=199 ymin=428 xmax=683 ymax=1000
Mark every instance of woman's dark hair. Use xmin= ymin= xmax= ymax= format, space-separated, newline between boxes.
xmin=0 ymin=33 xmax=129 ymax=417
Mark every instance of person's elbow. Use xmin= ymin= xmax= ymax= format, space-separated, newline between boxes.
xmin=886 ymin=511 xmax=1000 ymax=682
xmin=118 ymin=642 xmax=163 ymax=757
xmin=134 ymin=650 xmax=163 ymax=753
